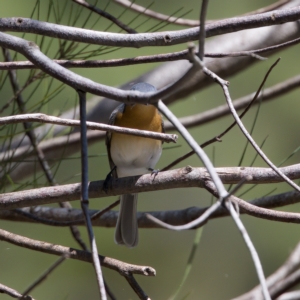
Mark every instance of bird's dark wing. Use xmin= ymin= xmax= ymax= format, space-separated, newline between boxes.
xmin=105 ymin=103 xmax=126 ymax=178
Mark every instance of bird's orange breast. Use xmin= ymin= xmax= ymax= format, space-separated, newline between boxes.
xmin=114 ymin=104 xmax=163 ymax=132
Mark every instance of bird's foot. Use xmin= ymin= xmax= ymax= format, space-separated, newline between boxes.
xmin=149 ymin=168 xmax=160 ymax=179
xmin=103 ymin=166 xmax=116 ymax=193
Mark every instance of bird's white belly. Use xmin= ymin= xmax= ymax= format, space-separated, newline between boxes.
xmin=110 ymin=134 xmax=162 ymax=178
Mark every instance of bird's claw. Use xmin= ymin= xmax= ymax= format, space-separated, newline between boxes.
xmin=149 ymin=168 xmax=160 ymax=178
xmin=103 ymin=166 xmax=116 ymax=193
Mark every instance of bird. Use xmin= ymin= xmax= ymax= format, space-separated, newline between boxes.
xmin=106 ymin=82 xmax=164 ymax=247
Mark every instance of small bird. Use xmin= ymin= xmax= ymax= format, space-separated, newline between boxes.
xmin=106 ymin=82 xmax=164 ymax=247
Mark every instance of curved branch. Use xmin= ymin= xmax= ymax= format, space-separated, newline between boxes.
xmin=1 ymin=7 xmax=300 ymax=47
xmin=1 ymin=34 xmax=300 ymax=71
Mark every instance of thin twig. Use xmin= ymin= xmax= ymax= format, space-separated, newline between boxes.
xmin=146 ymin=201 xmax=221 ymax=230
xmin=78 ymin=90 xmax=106 ymax=299
xmin=114 ymin=0 xmax=199 ymax=27
xmin=218 ymin=69 xmax=300 ymax=192
xmin=115 ymin=0 xmax=291 ymax=27
xmin=188 ymin=48 xmax=300 ymax=192
xmin=123 ymin=274 xmax=150 ymax=300
xmin=198 ymin=0 xmax=209 ymax=61
xmin=22 ymin=256 xmax=66 ymax=297
xmin=73 ymin=0 xmax=137 ymax=33
xmin=225 ymin=200 xmax=270 ymax=300
xmin=2 ymin=48 xmax=56 ymax=185
xmin=146 ymin=176 xmax=251 ymax=231
xmin=164 ymin=74 xmax=300 ymax=131
xmin=162 ymin=57 xmax=271 ymax=171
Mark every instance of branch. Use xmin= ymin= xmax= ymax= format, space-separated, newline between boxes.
xmin=1 ymin=34 xmax=300 ymax=71
xmin=1 ymin=189 xmax=300 ymax=227
xmin=1 ymin=7 xmax=300 ymax=47
xmin=0 ymin=113 xmax=177 ymax=143
xmin=1 ymin=164 xmax=300 ymax=210
xmin=225 ymin=199 xmax=270 ymax=300
xmin=0 ymin=228 xmax=156 ymax=276
xmin=115 ymin=0 xmax=291 ymax=27
xmin=21 ymin=256 xmax=66 ymax=298
xmin=114 ymin=0 xmax=199 ymax=27
xmin=78 ymin=90 xmax=106 ymax=299
xmin=0 ymin=283 xmax=34 ymax=300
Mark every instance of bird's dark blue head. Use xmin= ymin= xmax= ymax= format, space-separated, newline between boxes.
xmin=130 ymin=82 xmax=157 ymax=93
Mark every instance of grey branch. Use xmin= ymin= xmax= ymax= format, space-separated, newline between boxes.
xmin=1 ymin=35 xmax=299 ymax=71
xmin=114 ymin=0 xmax=200 ymax=27
xmin=0 ymin=113 xmax=177 ymax=143
xmin=1 ymin=7 xmax=300 ymax=47
xmin=0 ymin=228 xmax=156 ymax=276
xmin=1 ymin=164 xmax=300 ymax=210
xmin=0 ymin=283 xmax=34 ymax=300
xmin=1 ymin=189 xmax=300 ymax=227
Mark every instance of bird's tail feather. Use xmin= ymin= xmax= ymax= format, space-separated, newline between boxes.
xmin=115 ymin=194 xmax=138 ymax=247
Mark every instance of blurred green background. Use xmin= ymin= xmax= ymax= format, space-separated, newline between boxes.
xmin=1 ymin=0 xmax=300 ymax=299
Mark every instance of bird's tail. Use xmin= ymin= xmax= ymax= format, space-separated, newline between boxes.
xmin=115 ymin=193 xmax=138 ymax=247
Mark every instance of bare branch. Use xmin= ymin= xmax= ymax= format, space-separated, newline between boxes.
xmin=22 ymin=256 xmax=66 ymax=298
xmin=1 ymin=164 xmax=299 ymax=210
xmin=1 ymin=189 xmax=300 ymax=227
xmin=0 ymin=228 xmax=156 ymax=276
xmin=1 ymin=7 xmax=300 ymax=47
xmin=2 ymin=48 xmax=56 ymax=185
xmin=1 ymin=34 xmax=299 ymax=71
xmin=123 ymin=273 xmax=150 ymax=300
xmin=198 ymin=0 xmax=209 ymax=61
xmin=114 ymin=0 xmax=199 ymax=27
xmin=158 ymin=100 xmax=227 ymax=199
xmin=0 ymin=113 xmax=177 ymax=143
xmin=225 ymin=199 xmax=270 ymax=300
xmin=115 ymin=0 xmax=291 ymax=27
xmin=0 ymin=283 xmax=34 ymax=300
xmin=78 ymin=90 xmax=106 ymax=299
xmin=146 ymin=201 xmax=221 ymax=230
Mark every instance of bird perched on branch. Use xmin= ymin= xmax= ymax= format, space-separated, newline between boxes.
xmin=106 ymin=82 xmax=164 ymax=247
